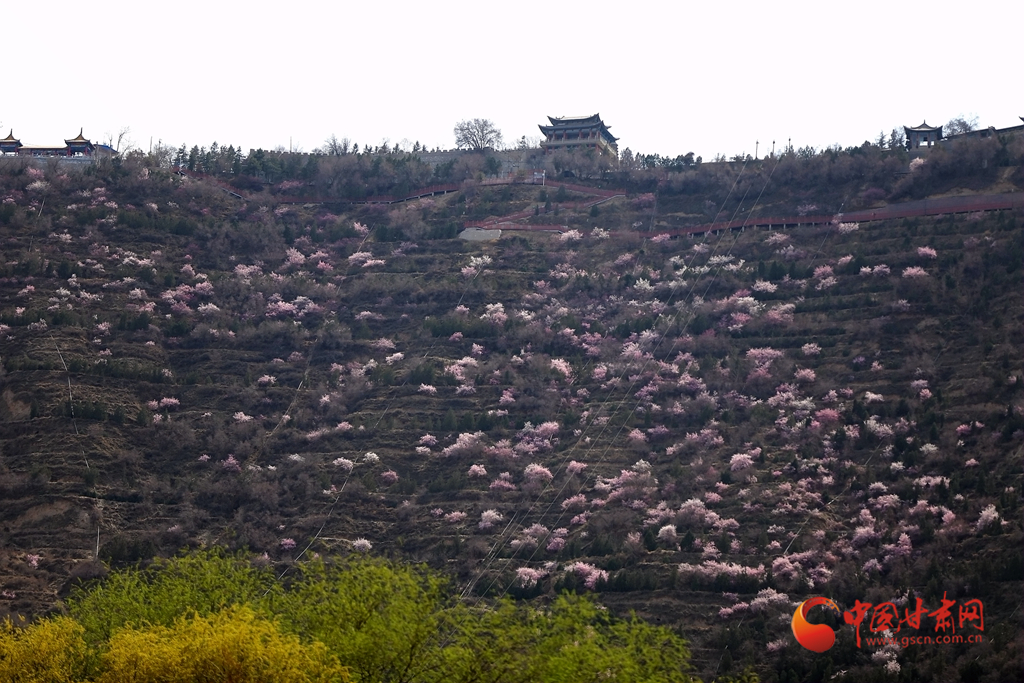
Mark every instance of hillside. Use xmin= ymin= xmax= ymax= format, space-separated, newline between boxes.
xmin=0 ymin=148 xmax=1021 ymax=682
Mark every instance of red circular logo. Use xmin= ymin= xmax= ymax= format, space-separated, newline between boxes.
xmin=792 ymin=597 xmax=841 ymax=652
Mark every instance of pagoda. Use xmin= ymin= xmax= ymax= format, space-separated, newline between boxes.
xmin=0 ymin=130 xmax=21 ymax=155
xmin=539 ymin=114 xmax=618 ymax=157
xmin=64 ymin=129 xmax=95 ymax=156
xmin=904 ymin=121 xmax=942 ymax=149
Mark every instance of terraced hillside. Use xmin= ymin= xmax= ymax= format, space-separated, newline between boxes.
xmin=0 ymin=158 xmax=1021 ymax=682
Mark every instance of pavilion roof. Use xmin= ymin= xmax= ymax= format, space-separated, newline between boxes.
xmin=539 ymin=114 xmax=618 ymax=142
xmin=546 ymin=114 xmax=604 ymax=126
xmin=1 ymin=130 xmax=20 ymax=144
xmin=65 ymin=128 xmax=91 ymax=144
xmin=905 ymin=121 xmax=942 ymax=133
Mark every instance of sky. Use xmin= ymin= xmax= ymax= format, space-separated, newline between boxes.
xmin=5 ymin=0 xmax=1021 ymax=161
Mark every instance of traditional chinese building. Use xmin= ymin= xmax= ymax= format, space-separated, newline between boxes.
xmin=904 ymin=122 xmax=942 ymax=149
xmin=0 ymin=129 xmax=96 ymax=157
xmin=539 ymin=114 xmax=618 ymax=157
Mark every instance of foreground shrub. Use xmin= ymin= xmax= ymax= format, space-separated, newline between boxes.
xmin=99 ymin=605 xmax=349 ymax=683
xmin=0 ymin=616 xmax=88 ymax=683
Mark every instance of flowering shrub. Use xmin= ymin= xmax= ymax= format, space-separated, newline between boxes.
xmin=729 ymin=449 xmax=758 ymax=471
xmin=442 ymin=432 xmax=485 ymax=458
xmin=480 ymin=303 xmax=507 ymax=325
xmin=794 ymin=368 xmax=816 ymax=383
xmin=478 ymin=509 xmax=503 ymax=530
xmin=560 ymin=494 xmax=587 ymax=511
xmin=566 ymin=460 xmax=587 ymax=476
xmin=975 ymin=504 xmax=1000 ymax=532
xmin=524 ymin=463 xmax=553 ymax=483
xmin=564 ymin=562 xmax=608 ymax=590
xmin=746 ymin=347 xmax=784 ymax=364
xmin=515 ymin=567 xmax=548 ymax=588
xmin=814 ymin=408 xmax=840 ymax=424
xmin=677 ymin=560 xmax=766 ymax=585
xmin=489 ymin=472 xmax=517 ymax=491
xmin=815 ymin=276 xmax=838 ymax=290
xmin=801 ymin=343 xmax=821 ymax=356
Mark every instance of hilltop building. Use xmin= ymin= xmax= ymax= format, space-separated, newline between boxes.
xmin=0 ymin=129 xmax=98 ymax=157
xmin=904 ymin=122 xmax=942 ymax=149
xmin=539 ymin=114 xmax=618 ymax=157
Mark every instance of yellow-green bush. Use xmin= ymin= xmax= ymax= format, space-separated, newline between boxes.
xmin=435 ymin=595 xmax=696 ymax=683
xmin=0 ymin=615 xmax=88 ymax=683
xmin=271 ymin=557 xmax=448 ymax=683
xmin=68 ymin=548 xmax=279 ymax=646
xmin=98 ymin=605 xmax=349 ymax=683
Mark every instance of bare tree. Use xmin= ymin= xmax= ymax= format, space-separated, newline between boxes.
xmin=320 ymin=134 xmax=351 ymax=156
xmin=104 ymin=126 xmax=134 ymax=154
xmin=515 ymin=135 xmax=541 ymax=150
xmin=945 ymin=113 xmax=979 ymax=137
xmin=149 ymin=140 xmax=176 ymax=168
xmin=454 ymin=119 xmax=503 ymax=151
xmin=619 ymin=147 xmax=639 ymax=171
xmin=889 ymin=128 xmax=906 ymax=151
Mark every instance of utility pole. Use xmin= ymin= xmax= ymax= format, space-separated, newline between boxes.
xmin=755 ymin=141 xmax=759 ymax=160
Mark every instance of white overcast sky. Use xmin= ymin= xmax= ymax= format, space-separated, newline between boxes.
xmin=4 ymin=0 xmax=1021 ymax=160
